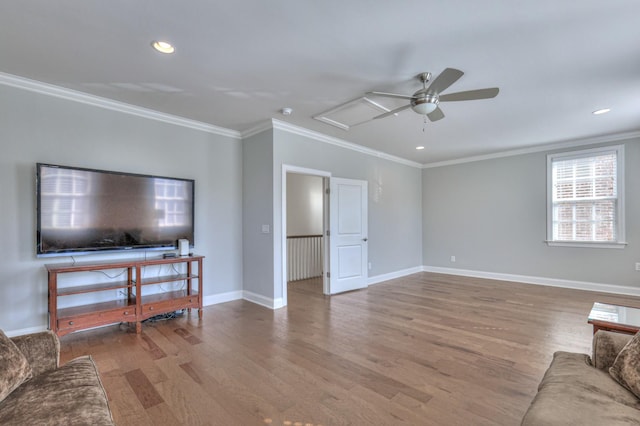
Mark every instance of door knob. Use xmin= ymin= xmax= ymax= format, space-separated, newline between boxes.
xmin=363 ymin=238 xmax=368 ymax=242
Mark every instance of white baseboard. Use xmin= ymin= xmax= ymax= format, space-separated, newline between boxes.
xmin=238 ymin=266 xmax=423 ymax=310
xmin=5 ymin=292 xmax=244 ymax=337
xmin=422 ymin=265 xmax=640 ymax=297
xmin=4 ymin=325 xmax=48 ymax=338
xmin=203 ymin=291 xmax=243 ymax=306
xmin=368 ymin=266 xmax=424 ymax=286
xmin=243 ymin=290 xmax=283 ymax=309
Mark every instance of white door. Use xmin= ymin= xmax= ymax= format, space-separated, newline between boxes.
xmin=329 ymin=178 xmax=368 ymax=294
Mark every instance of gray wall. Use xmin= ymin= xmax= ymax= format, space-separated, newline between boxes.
xmin=273 ymin=128 xmax=423 ymax=301
xmin=422 ymin=138 xmax=640 ymax=287
xmin=0 ymin=84 xmax=243 ymax=334
xmin=242 ymin=130 xmax=275 ymax=299
xmin=7 ymin=76 xmax=636 ymax=336
xmin=286 ymin=174 xmax=323 ymax=236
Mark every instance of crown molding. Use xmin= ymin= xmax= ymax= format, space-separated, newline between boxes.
xmin=0 ymin=72 xmax=242 ymax=139
xmin=4 ymin=72 xmax=635 ymax=166
xmin=270 ymin=119 xmax=423 ymax=168
xmin=241 ymin=121 xmax=274 ymax=139
xmin=422 ymin=130 xmax=640 ymax=169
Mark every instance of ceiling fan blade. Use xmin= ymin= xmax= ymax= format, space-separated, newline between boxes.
xmin=427 ymin=107 xmax=445 ymax=122
xmin=439 ymin=87 xmax=500 ymax=102
xmin=367 ymin=91 xmax=415 ymax=100
xmin=427 ymin=68 xmax=464 ymax=94
xmin=372 ymin=104 xmax=411 ymax=120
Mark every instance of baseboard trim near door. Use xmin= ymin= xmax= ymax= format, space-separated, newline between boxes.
xmin=203 ymin=291 xmax=243 ymax=307
xmin=243 ymin=290 xmax=284 ymax=310
xmin=368 ymin=266 xmax=424 ymax=286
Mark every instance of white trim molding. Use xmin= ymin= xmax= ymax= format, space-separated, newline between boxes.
xmin=368 ymin=266 xmax=424 ymax=286
xmin=241 ymin=121 xmax=273 ymax=139
xmin=203 ymin=291 xmax=243 ymax=307
xmin=3 ymin=325 xmax=49 ymax=338
xmin=545 ymin=241 xmax=627 ymax=249
xmin=271 ymin=119 xmax=423 ymax=168
xmin=422 ymin=131 xmax=640 ymax=169
xmin=0 ymin=72 xmax=242 ymax=138
xmin=6 ymin=292 xmax=243 ymax=337
xmin=422 ymin=265 xmax=640 ymax=297
xmin=243 ymin=290 xmax=284 ymax=310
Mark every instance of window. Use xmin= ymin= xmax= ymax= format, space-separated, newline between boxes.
xmin=154 ymin=179 xmax=190 ymax=227
xmin=547 ymin=145 xmax=625 ymax=248
xmin=41 ymin=168 xmax=91 ymax=229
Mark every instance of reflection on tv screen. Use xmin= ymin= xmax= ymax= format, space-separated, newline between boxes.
xmin=37 ymin=164 xmax=194 ymax=256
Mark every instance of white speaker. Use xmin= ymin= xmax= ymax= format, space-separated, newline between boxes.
xmin=178 ymin=239 xmax=189 ymax=256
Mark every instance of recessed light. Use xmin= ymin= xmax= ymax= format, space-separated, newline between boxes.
xmin=416 ymin=146 xmax=425 ymax=150
xmin=592 ymin=108 xmax=611 ymax=115
xmin=152 ymin=40 xmax=175 ymax=54
xmin=281 ymin=107 xmax=293 ymax=116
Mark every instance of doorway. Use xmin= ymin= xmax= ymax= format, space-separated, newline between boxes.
xmin=281 ymin=165 xmax=331 ymax=306
xmin=286 ymin=173 xmax=325 ymax=296
xmin=281 ymin=165 xmax=369 ymax=307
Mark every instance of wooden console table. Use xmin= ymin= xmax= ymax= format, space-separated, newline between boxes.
xmin=46 ymin=255 xmax=204 ymax=336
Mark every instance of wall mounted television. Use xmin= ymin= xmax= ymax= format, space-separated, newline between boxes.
xmin=36 ymin=163 xmax=194 ymax=257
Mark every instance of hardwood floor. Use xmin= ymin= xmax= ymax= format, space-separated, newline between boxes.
xmin=60 ymin=273 xmax=640 ymax=425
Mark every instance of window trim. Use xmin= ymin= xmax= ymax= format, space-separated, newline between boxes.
xmin=546 ymin=145 xmax=626 ymax=249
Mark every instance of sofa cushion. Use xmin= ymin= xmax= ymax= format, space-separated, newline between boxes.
xmin=9 ymin=331 xmax=59 ymax=377
xmin=592 ymin=330 xmax=633 ymax=370
xmin=0 ymin=355 xmax=114 ymax=426
xmin=0 ymin=330 xmax=33 ymax=403
xmin=610 ymin=332 xmax=640 ymax=399
xmin=521 ymin=351 xmax=640 ymax=426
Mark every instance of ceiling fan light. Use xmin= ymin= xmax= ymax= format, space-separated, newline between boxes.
xmin=152 ymin=40 xmax=175 ymax=54
xmin=411 ymin=102 xmax=438 ymax=115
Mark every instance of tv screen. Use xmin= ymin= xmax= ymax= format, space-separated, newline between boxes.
xmin=36 ymin=163 xmax=194 ymax=257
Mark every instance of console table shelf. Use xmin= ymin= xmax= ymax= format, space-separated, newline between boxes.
xmin=46 ymin=255 xmax=204 ymax=336
xmin=56 ymin=281 xmax=132 ymax=296
xmin=137 ymin=273 xmax=195 ymax=286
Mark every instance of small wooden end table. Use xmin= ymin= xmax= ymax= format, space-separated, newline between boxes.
xmin=588 ymin=302 xmax=640 ymax=335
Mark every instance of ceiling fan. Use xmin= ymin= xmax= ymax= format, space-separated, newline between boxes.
xmin=367 ymin=68 xmax=499 ymax=122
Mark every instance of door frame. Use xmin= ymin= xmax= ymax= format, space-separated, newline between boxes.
xmin=281 ymin=164 xmax=331 ymax=307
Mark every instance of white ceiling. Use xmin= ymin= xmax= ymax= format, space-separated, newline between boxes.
xmin=1 ymin=1 xmax=639 ymax=164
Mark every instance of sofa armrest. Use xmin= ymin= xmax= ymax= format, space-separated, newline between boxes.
xmin=591 ymin=330 xmax=633 ymax=370
xmin=10 ymin=331 xmax=60 ymax=376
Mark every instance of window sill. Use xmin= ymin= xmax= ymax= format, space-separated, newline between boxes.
xmin=545 ymin=240 xmax=628 ymax=249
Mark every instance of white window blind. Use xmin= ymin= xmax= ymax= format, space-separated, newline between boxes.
xmin=547 ymin=145 xmax=625 ymax=248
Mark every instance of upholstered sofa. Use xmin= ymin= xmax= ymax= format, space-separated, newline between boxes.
xmin=522 ymin=330 xmax=640 ymax=425
xmin=0 ymin=329 xmax=114 ymax=425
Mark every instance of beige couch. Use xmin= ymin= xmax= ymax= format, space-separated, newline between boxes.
xmin=0 ymin=330 xmax=114 ymax=425
xmin=522 ymin=330 xmax=640 ymax=425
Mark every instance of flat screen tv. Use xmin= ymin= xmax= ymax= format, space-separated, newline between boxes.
xmin=36 ymin=163 xmax=194 ymax=257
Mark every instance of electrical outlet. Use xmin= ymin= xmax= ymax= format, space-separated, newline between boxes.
xmin=636 ymin=262 xmax=640 ymax=271
xmin=450 ymin=255 xmax=456 ymax=262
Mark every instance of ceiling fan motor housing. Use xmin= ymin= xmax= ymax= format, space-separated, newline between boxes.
xmin=411 ymin=93 xmax=439 ymax=114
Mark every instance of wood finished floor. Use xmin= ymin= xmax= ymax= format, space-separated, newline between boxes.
xmin=60 ymin=273 xmax=640 ymax=425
